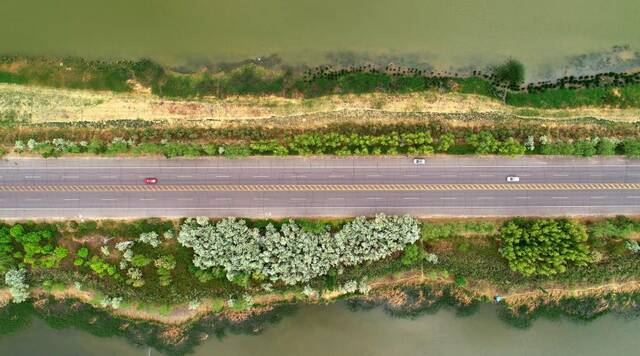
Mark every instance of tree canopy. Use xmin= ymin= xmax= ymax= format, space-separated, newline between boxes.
xmin=497 ymin=218 xmax=592 ymax=276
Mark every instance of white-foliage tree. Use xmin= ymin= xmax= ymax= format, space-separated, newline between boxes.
xmin=334 ymin=215 xmax=420 ymax=266
xmin=177 ymin=214 xmax=420 ymax=286
xmin=4 ymin=268 xmax=29 ymax=303
xmin=178 ymin=218 xmax=263 ymax=281
xmin=138 ymin=231 xmax=161 ymax=248
xmin=260 ymin=221 xmax=338 ymax=285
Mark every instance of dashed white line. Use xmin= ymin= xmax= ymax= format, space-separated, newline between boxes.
xmin=24 ymin=176 xmax=40 ymax=179
xmin=366 ymin=174 xmax=382 ymax=178
xmin=516 ymin=196 xmax=531 ymax=199
xmin=177 ymin=175 xmax=193 ymax=178
xmin=590 ymin=196 xmax=606 ymax=199
xmin=477 ymin=197 xmax=494 ymax=200
xmin=62 ymin=176 xmax=79 ymax=179
xmin=440 ymin=197 xmax=457 ymax=200
xmin=215 ymin=175 xmax=230 ymax=178
xmin=329 ymin=175 xmax=345 ymax=178
xmin=479 ymin=174 xmax=494 ymax=177
xmin=253 ymin=175 xmax=270 ymax=178
xmin=627 ymin=196 xmax=640 ymax=199
xmin=215 ymin=198 xmax=231 ymax=201
xmin=253 ymin=198 xmax=269 ymax=201
xmin=100 ymin=175 xmax=118 ymax=179
xmin=552 ymin=196 xmax=568 ymax=199
xmin=403 ymin=197 xmax=420 ymax=200
xmin=589 ymin=174 xmax=604 ymax=177
xmin=101 ymin=198 xmax=117 ymax=201
xmin=290 ymin=175 xmax=307 ymax=178
xmin=403 ymin=174 xmax=419 ymax=177
xmin=290 ymin=198 xmax=307 ymax=201
xmin=366 ymin=197 xmax=382 ymax=200
xmin=25 ymin=198 xmax=42 ymax=201
xmin=139 ymin=198 xmax=155 ymax=201
xmin=553 ymin=174 xmax=569 ymax=177
xmin=63 ymin=198 xmax=79 ymax=201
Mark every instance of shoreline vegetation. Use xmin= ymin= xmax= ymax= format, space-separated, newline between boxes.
xmin=1 ymin=55 xmax=639 ymax=109
xmin=3 ymin=216 xmax=640 ymax=353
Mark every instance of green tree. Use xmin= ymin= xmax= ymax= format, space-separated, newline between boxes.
xmin=467 ymin=131 xmax=499 ymax=154
xmin=492 ymin=58 xmax=525 ymax=102
xmin=497 ymin=138 xmax=526 ymax=155
xmin=436 ymin=133 xmax=455 ymax=152
xmin=623 ymin=139 xmax=640 ymax=157
xmin=497 ymin=219 xmax=592 ymax=277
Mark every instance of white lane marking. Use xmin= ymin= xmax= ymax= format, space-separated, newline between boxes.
xmin=366 ymin=174 xmax=382 ymax=177
xmin=62 ymin=176 xmax=79 ymax=179
xmin=403 ymin=174 xmax=419 ymax=177
xmin=253 ymin=198 xmax=269 ymax=201
xmin=101 ymin=198 xmax=117 ymax=201
xmin=627 ymin=196 xmax=640 ymax=199
xmin=590 ymin=196 xmax=606 ymax=199
xmin=253 ymin=175 xmax=270 ymax=178
xmin=520 ymin=174 xmax=531 ymax=177
xmin=553 ymin=174 xmax=569 ymax=177
xmin=215 ymin=175 xmax=230 ymax=178
xmin=177 ymin=175 xmax=193 ymax=178
xmin=441 ymin=174 xmax=457 ymax=178
xmin=178 ymin=198 xmax=194 ymax=201
xmin=589 ymin=174 xmax=604 ymax=177
xmin=24 ymin=176 xmax=40 ymax=179
xmin=63 ymin=198 xmax=79 ymax=201
xmin=100 ymin=175 xmax=118 ymax=179
xmin=215 ymin=198 xmax=231 ymax=201
xmin=329 ymin=175 xmax=345 ymax=178
xmin=515 ymin=196 xmax=531 ymax=199
xmin=290 ymin=198 xmax=307 ymax=201
xmin=139 ymin=198 xmax=155 ymax=201
xmin=477 ymin=197 xmax=494 ymax=200
xmin=366 ymin=197 xmax=382 ymax=200
xmin=552 ymin=196 xmax=568 ymax=199
xmin=25 ymin=198 xmax=42 ymax=201
xmin=328 ymin=197 xmax=345 ymax=201
xmin=290 ymin=175 xmax=307 ymax=178
xmin=440 ymin=197 xmax=457 ymax=200
xmin=403 ymin=197 xmax=420 ymax=200
xmin=478 ymin=174 xmax=494 ymax=177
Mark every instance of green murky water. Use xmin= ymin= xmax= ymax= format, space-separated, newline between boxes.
xmin=0 ymin=303 xmax=638 ymax=355
xmin=2 ymin=0 xmax=640 ymax=78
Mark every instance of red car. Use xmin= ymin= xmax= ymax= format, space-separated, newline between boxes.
xmin=144 ymin=177 xmax=158 ymax=184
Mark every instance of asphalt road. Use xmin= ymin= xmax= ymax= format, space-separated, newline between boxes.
xmin=1 ymin=156 xmax=639 ymax=218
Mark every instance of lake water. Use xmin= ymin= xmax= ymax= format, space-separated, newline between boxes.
xmin=2 ymin=0 xmax=640 ymax=79
xmin=0 ymin=302 xmax=638 ymax=356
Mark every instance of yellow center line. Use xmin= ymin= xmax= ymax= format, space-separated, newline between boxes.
xmin=0 ymin=183 xmax=640 ymax=192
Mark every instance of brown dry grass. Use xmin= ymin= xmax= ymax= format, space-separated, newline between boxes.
xmin=2 ymin=83 xmax=639 ymax=128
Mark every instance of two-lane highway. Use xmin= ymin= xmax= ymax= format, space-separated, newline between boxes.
xmin=1 ymin=156 xmax=639 ymax=218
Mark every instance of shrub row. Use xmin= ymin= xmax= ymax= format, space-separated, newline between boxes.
xmin=10 ymin=132 xmax=640 ymax=158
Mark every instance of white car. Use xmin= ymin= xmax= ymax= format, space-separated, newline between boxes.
xmin=413 ymin=158 xmax=426 ymax=165
xmin=506 ymin=176 xmax=520 ymax=183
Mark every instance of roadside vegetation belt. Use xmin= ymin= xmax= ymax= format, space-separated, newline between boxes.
xmin=1 ymin=183 xmax=640 ymax=192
